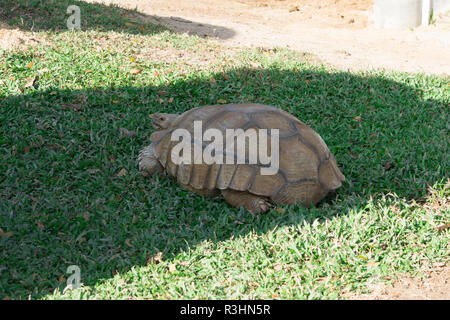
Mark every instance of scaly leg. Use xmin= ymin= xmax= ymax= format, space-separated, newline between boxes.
xmin=221 ymin=189 xmax=273 ymax=214
xmin=138 ymin=143 xmax=164 ymax=177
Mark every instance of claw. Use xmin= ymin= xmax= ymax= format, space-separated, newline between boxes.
xmin=253 ymin=198 xmax=273 ymax=214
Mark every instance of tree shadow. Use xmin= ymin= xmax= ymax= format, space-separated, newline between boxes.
xmin=0 ymin=65 xmax=447 ymax=299
xmin=0 ymin=0 xmax=235 ymax=39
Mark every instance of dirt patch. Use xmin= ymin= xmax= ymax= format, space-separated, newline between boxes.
xmin=344 ymin=264 xmax=450 ymax=300
xmin=0 ymin=22 xmax=42 ymax=50
xmin=89 ymin=0 xmax=450 ymax=75
xmin=236 ymin=0 xmax=372 ymax=29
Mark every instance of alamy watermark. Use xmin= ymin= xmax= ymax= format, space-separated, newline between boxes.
xmin=170 ymin=121 xmax=280 ymax=175
xmin=65 ymin=265 xmax=81 ymax=291
xmin=67 ymin=5 xmax=81 ymax=30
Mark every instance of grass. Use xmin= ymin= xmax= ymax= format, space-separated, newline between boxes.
xmin=0 ymin=0 xmax=165 ymax=34
xmin=0 ymin=0 xmax=449 ymax=300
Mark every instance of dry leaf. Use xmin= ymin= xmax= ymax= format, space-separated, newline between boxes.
xmin=217 ymin=99 xmax=227 ymax=104
xmin=432 ymin=202 xmax=440 ymax=210
xmin=210 ymin=77 xmax=216 ymax=84
xmin=116 ymin=168 xmax=127 ymax=177
xmin=168 ymin=97 xmax=174 ymax=103
xmin=354 ymin=115 xmax=362 ymax=122
xmin=436 ymin=223 xmax=450 ymax=232
xmin=59 ymin=275 xmax=66 ymax=283
xmin=5 ymin=232 xmax=13 ymax=237
xmin=83 ymin=212 xmax=89 ymax=221
xmin=366 ymin=261 xmax=379 ymax=267
xmin=312 ymin=218 xmax=320 ymax=229
xmin=119 ymin=128 xmax=136 ymax=138
xmin=384 ymin=162 xmax=394 ymax=171
xmin=433 ymin=262 xmax=446 ymax=268
xmin=148 ymin=252 xmax=163 ymax=265
xmin=62 ymin=102 xmax=83 ymax=112
xmin=37 ymin=221 xmax=44 ymax=229
xmin=275 ymin=207 xmax=285 ymax=214
xmin=130 ymin=68 xmax=143 ymax=75
xmin=273 ymin=264 xmax=283 ymax=271
xmin=24 ymin=75 xmax=38 ymax=89
xmin=125 ymin=239 xmax=133 ymax=248
xmin=0 ymin=228 xmax=4 ymax=237
xmin=232 ymin=217 xmax=244 ymax=225
xmin=168 ymin=264 xmax=177 ymax=273
xmin=38 ymin=68 xmax=50 ymax=74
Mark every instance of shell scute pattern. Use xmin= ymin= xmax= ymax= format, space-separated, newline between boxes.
xmin=152 ymin=103 xmax=344 ymax=205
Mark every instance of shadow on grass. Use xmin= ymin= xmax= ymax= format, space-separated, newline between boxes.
xmin=0 ymin=0 xmax=235 ymax=39
xmin=0 ymin=66 xmax=447 ymax=299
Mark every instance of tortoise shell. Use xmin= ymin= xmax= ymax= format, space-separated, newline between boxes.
xmin=150 ymin=103 xmax=345 ymax=207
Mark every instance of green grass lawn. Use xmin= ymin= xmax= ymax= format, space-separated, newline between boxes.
xmin=0 ymin=0 xmax=449 ymax=299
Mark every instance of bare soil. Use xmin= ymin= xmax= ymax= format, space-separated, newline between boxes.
xmin=343 ymin=264 xmax=450 ymax=300
xmin=88 ymin=0 xmax=449 ymax=75
xmin=0 ymin=22 xmax=41 ymax=50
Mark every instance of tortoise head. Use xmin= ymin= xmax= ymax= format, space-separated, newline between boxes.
xmin=151 ymin=113 xmax=179 ymax=130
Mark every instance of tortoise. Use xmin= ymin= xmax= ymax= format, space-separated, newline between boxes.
xmin=138 ymin=103 xmax=345 ymax=213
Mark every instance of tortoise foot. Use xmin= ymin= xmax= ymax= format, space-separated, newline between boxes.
xmin=221 ymin=189 xmax=273 ymax=214
xmin=138 ymin=144 xmax=163 ymax=177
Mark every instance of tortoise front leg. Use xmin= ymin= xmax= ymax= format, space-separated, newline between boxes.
xmin=221 ymin=189 xmax=273 ymax=214
xmin=138 ymin=143 xmax=164 ymax=177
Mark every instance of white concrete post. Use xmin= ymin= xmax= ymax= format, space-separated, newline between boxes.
xmin=422 ymin=0 xmax=431 ymax=26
